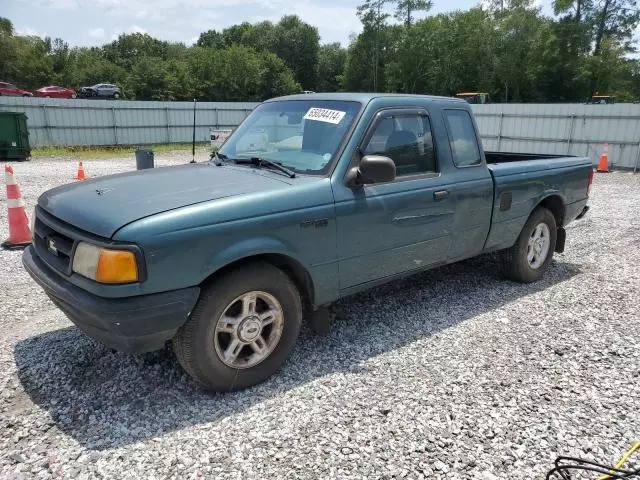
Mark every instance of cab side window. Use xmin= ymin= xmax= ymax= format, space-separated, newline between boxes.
xmin=363 ymin=114 xmax=436 ymax=177
xmin=444 ymin=110 xmax=482 ymax=167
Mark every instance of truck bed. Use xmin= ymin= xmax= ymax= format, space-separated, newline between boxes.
xmin=485 ymin=151 xmax=567 ymax=164
xmin=483 ymin=153 xmax=592 ymax=252
xmin=486 ymin=152 xmax=592 ymax=177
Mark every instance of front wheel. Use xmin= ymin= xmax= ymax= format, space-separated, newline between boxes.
xmin=173 ymin=262 xmax=302 ymax=391
xmin=113 ymin=92 xmax=120 ymax=99
xmin=502 ymin=207 xmax=557 ymax=283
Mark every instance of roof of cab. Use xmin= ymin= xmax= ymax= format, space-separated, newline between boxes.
xmin=264 ymin=92 xmax=467 ymax=104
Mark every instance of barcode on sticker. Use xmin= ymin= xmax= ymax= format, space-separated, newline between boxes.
xmin=303 ymin=108 xmax=346 ymax=124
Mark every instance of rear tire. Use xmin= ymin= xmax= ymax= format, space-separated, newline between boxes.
xmin=502 ymin=207 xmax=557 ymax=283
xmin=173 ymin=262 xmax=302 ymax=392
xmin=113 ymin=92 xmax=120 ymax=99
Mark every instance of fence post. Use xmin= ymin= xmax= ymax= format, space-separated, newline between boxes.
xmin=566 ymin=114 xmax=575 ymax=155
xmin=214 ymin=108 xmax=219 ymax=128
xmin=634 ymin=141 xmax=640 ymax=173
xmin=497 ymin=112 xmax=504 ymax=151
xmin=41 ymin=104 xmax=53 ymax=146
xmin=165 ymin=106 xmax=171 ymax=143
xmin=111 ymin=107 xmax=118 ymax=145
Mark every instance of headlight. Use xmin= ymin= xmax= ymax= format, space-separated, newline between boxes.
xmin=72 ymin=242 xmax=139 ymax=284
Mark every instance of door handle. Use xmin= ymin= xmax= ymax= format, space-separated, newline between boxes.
xmin=433 ymin=190 xmax=449 ymax=201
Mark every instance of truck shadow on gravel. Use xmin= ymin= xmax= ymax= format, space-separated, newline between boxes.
xmin=13 ymin=255 xmax=581 ymax=450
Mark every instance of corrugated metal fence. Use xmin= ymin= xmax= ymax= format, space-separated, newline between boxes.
xmin=0 ymin=97 xmax=258 ymax=148
xmin=1 ymin=97 xmax=639 ymax=169
xmin=471 ymin=103 xmax=640 ymax=170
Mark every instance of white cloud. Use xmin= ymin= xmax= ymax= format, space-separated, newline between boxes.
xmin=16 ymin=26 xmax=40 ymax=37
xmin=88 ymin=27 xmax=105 ymax=39
xmin=251 ymin=1 xmax=361 ymax=44
xmin=47 ymin=0 xmax=78 ymax=9
xmin=10 ymin=0 xmax=365 ymax=47
xmin=97 ymin=0 xmax=122 ymax=7
xmin=126 ymin=24 xmax=148 ymax=34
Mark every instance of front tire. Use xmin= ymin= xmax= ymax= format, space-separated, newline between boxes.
xmin=502 ymin=207 xmax=557 ymax=283
xmin=173 ymin=262 xmax=302 ymax=391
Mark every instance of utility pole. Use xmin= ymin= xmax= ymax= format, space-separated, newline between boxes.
xmin=191 ymin=99 xmax=197 ymax=164
xmin=374 ymin=0 xmax=381 ymax=92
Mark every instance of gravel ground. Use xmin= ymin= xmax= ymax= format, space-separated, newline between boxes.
xmin=1 ymin=154 xmax=639 ymax=479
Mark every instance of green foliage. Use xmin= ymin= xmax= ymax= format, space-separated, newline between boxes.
xmin=2 ymin=6 xmax=640 ymax=103
xmin=317 ymin=43 xmax=347 ymax=92
xmin=345 ymin=0 xmax=640 ymax=101
xmin=196 ymin=16 xmax=318 ymax=89
xmin=10 ymin=36 xmax=54 ymax=89
xmin=187 ymin=45 xmax=300 ymax=101
xmin=270 ymin=16 xmax=320 ymax=89
xmin=0 ymin=17 xmax=13 ymax=36
xmin=196 ymin=29 xmax=224 ymax=49
xmin=0 ymin=18 xmax=300 ymax=101
xmin=393 ymin=0 xmax=433 ymax=26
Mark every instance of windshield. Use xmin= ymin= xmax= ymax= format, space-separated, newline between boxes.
xmin=219 ymin=100 xmax=362 ymax=175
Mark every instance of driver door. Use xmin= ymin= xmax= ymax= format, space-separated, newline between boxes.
xmin=333 ymin=108 xmax=455 ymax=291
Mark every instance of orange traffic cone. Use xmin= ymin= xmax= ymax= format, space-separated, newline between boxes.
xmin=2 ymin=164 xmax=32 ymax=250
xmin=597 ymin=143 xmax=610 ymax=173
xmin=74 ymin=161 xmax=87 ymax=180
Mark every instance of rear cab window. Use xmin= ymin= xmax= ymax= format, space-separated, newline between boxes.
xmin=444 ymin=109 xmax=482 ymax=167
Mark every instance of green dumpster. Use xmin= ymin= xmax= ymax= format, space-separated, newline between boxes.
xmin=0 ymin=112 xmax=31 ymax=162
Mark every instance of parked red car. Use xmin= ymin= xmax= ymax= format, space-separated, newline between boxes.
xmin=35 ymin=86 xmax=77 ymax=99
xmin=0 ymin=82 xmax=33 ymax=97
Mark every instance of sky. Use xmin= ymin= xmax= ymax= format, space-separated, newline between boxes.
xmin=3 ymin=0 xmax=554 ymax=47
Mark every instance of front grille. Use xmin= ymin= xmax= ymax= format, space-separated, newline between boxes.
xmin=32 ymin=209 xmax=78 ymax=276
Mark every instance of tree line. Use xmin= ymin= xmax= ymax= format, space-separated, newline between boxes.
xmin=1 ymin=0 xmax=640 ymax=103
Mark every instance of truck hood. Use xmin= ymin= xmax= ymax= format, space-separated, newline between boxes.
xmin=38 ymin=163 xmax=292 ymax=238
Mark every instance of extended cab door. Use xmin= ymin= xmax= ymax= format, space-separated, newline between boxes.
xmin=333 ymin=107 xmax=455 ymax=291
xmin=441 ymin=109 xmax=494 ymax=261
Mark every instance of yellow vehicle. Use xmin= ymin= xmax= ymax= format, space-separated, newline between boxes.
xmin=456 ymin=92 xmax=490 ymax=104
xmin=588 ymin=94 xmax=615 ymax=104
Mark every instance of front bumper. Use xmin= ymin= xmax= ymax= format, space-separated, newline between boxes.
xmin=22 ymin=245 xmax=200 ymax=353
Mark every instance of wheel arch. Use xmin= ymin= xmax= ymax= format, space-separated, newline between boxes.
xmin=537 ymin=193 xmax=566 ymax=227
xmin=200 ymin=253 xmax=316 ymax=311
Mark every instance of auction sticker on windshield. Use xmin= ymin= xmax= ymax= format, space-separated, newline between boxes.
xmin=304 ymin=107 xmax=346 ymax=124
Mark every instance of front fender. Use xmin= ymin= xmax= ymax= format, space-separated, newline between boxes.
xmin=201 ymin=235 xmax=309 ymax=281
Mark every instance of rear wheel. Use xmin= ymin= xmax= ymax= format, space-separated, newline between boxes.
xmin=502 ymin=207 xmax=557 ymax=283
xmin=113 ymin=92 xmax=120 ymax=99
xmin=173 ymin=262 xmax=302 ymax=391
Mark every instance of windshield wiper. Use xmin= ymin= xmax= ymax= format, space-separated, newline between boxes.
xmin=211 ymin=151 xmax=228 ymax=166
xmin=234 ymin=157 xmax=296 ymax=178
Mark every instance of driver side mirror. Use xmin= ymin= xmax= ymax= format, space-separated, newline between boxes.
xmin=346 ymin=155 xmax=396 ymax=188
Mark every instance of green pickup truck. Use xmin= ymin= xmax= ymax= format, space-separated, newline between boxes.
xmin=23 ymin=93 xmax=592 ymax=391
